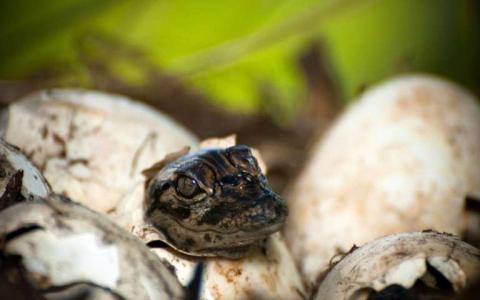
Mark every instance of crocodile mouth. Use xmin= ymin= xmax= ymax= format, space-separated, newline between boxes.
xmin=146 ymin=184 xmax=287 ymax=258
xmin=191 ymin=191 xmax=288 ymax=233
xmin=199 ymin=222 xmax=282 ymax=249
xmin=179 ymin=232 xmax=269 ymax=258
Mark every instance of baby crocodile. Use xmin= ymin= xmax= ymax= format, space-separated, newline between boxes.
xmin=143 ymin=145 xmax=288 ymax=258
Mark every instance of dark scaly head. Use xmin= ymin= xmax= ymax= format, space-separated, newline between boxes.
xmin=144 ymin=145 xmax=288 ymax=258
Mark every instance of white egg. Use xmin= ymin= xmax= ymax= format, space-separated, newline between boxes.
xmin=285 ymin=75 xmax=480 ymax=286
xmin=0 ymin=89 xmax=198 ymax=213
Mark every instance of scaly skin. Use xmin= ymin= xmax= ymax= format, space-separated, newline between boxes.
xmin=144 ymin=145 xmax=288 ymax=258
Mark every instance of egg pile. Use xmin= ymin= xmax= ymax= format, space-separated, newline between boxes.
xmin=1 ymin=75 xmax=480 ymax=299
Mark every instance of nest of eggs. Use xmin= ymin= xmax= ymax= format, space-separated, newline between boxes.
xmin=1 ymin=75 xmax=480 ymax=299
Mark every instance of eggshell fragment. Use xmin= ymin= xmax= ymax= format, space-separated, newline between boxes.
xmin=285 ymin=75 xmax=480 ymax=285
xmin=0 ymin=195 xmax=184 ymax=300
xmin=201 ymin=233 xmax=305 ymax=300
xmin=0 ymin=138 xmax=51 ymax=210
xmin=315 ymin=231 xmax=480 ymax=299
xmin=0 ymin=89 xmax=198 ymax=213
xmin=148 ymin=233 xmax=306 ymax=300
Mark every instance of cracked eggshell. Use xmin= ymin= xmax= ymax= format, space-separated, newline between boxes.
xmin=116 ymin=137 xmax=306 ymax=300
xmin=315 ymin=231 xmax=480 ymax=300
xmin=200 ymin=233 xmax=305 ymax=300
xmin=0 ymin=139 xmax=51 ymax=209
xmin=0 ymin=89 xmax=198 ymax=213
xmin=0 ymin=195 xmax=184 ymax=300
xmin=150 ymin=233 xmax=306 ymax=300
xmin=285 ymin=75 xmax=480 ymax=285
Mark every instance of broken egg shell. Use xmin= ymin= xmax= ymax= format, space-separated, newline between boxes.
xmin=285 ymin=74 xmax=480 ymax=285
xmin=0 ymin=195 xmax=184 ymax=300
xmin=116 ymin=209 xmax=306 ymax=299
xmin=0 ymin=138 xmax=51 ymax=209
xmin=314 ymin=231 xmax=480 ymax=300
xmin=113 ymin=139 xmax=305 ymax=299
xmin=201 ymin=233 xmax=306 ymax=300
xmin=149 ymin=233 xmax=306 ymax=300
xmin=0 ymin=89 xmax=198 ymax=213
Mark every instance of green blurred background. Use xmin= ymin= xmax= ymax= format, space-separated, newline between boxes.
xmin=0 ymin=0 xmax=478 ymax=192
xmin=0 ymin=0 xmax=478 ymax=114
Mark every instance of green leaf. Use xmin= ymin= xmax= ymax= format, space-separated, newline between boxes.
xmin=0 ymin=0 xmax=477 ymax=114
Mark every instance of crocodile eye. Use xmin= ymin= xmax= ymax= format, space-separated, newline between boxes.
xmin=176 ymin=176 xmax=200 ymax=198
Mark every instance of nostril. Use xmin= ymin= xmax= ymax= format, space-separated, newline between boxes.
xmin=264 ymin=199 xmax=276 ymax=211
xmin=271 ymin=197 xmax=286 ymax=215
xmin=276 ymin=202 xmax=288 ymax=218
xmin=260 ymin=193 xmax=288 ymax=222
xmin=272 ymin=196 xmax=288 ymax=219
